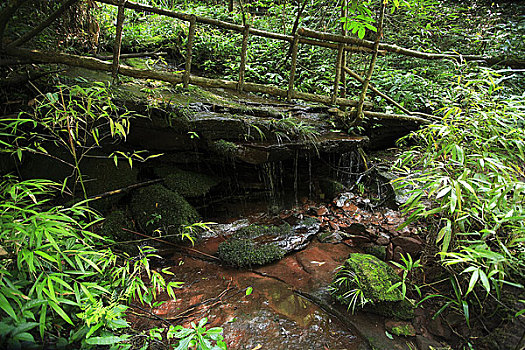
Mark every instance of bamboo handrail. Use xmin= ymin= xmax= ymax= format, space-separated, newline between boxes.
xmin=4 ymin=47 xmax=373 ymax=109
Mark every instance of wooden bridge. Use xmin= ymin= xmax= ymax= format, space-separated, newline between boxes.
xmin=3 ymin=0 xmax=507 ymax=124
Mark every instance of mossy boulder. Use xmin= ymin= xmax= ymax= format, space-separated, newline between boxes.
xmin=155 ymin=167 xmax=218 ymax=197
xmin=364 ymin=244 xmax=387 ymax=261
xmin=100 ymin=210 xmax=140 ymax=254
xmin=100 ymin=210 xmax=135 ymax=241
xmin=217 ymin=239 xmax=285 ymax=268
xmin=331 ymin=253 xmax=414 ymax=320
xmin=131 ymin=184 xmax=200 ymax=241
xmin=234 ymin=223 xmax=292 ymax=240
xmin=210 ymin=139 xmax=239 ymax=159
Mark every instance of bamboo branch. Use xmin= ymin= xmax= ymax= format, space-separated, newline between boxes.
xmin=95 ymin=51 xmax=167 ymax=60
xmin=287 ymin=34 xmax=300 ymax=102
xmin=7 ymin=0 xmax=79 ymax=48
xmin=343 ymin=65 xmax=435 ymax=121
xmin=363 ymin=111 xmax=430 ymax=124
xmin=299 ymin=27 xmax=525 ymax=67
xmin=354 ymin=1 xmax=385 ymax=126
xmin=331 ymin=43 xmax=344 ymax=104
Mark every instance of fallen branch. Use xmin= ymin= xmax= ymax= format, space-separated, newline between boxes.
xmin=363 ymin=110 xmax=431 ymax=124
xmin=343 ymin=66 xmax=437 ymax=121
xmin=87 ymin=178 xmax=163 ymax=201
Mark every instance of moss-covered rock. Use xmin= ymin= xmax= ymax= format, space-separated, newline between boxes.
xmin=158 ymin=167 xmax=218 ymax=197
xmin=331 ymin=253 xmax=414 ymax=320
xmin=364 ymin=244 xmax=387 ymax=261
xmin=210 ymin=139 xmax=239 ymax=159
xmin=131 ymin=184 xmax=200 ymax=241
xmin=217 ymin=239 xmax=285 ymax=268
xmin=234 ymin=223 xmax=292 ymax=240
xmin=100 ymin=210 xmax=135 ymax=241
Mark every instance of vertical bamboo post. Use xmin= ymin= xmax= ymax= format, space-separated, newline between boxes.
xmin=331 ymin=43 xmax=344 ymax=104
xmin=341 ymin=0 xmax=348 ymax=100
xmin=183 ymin=15 xmax=196 ymax=89
xmin=354 ymin=0 xmax=385 ymax=126
xmin=238 ymin=24 xmax=250 ymax=91
xmin=287 ymin=33 xmax=300 ymax=102
xmin=111 ymin=0 xmax=126 ymax=80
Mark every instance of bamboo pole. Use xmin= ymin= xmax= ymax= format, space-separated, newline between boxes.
xmin=331 ymin=43 xmax=344 ymax=104
xmin=112 ymin=0 xmax=126 ymax=80
xmin=343 ymin=65 xmax=435 ymax=121
xmin=354 ymin=1 xmax=385 ymax=126
xmin=5 ymin=47 xmax=371 ymax=109
xmin=183 ymin=15 xmax=196 ymax=89
xmin=238 ymin=24 xmax=250 ymax=91
xmin=287 ymin=34 xmax=300 ymax=102
xmin=7 ymin=0 xmax=79 ymax=48
xmin=341 ymin=0 xmax=348 ymax=99
xmin=298 ymin=27 xmax=519 ymax=66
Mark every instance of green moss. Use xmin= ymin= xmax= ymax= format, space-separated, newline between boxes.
xmin=131 ymin=184 xmax=200 ymax=241
xmin=100 ymin=210 xmax=134 ymax=241
xmin=390 ymin=324 xmax=414 ymax=337
xmin=364 ymin=245 xmax=387 ymax=261
xmin=331 ymin=253 xmax=415 ymax=320
xmin=234 ymin=223 xmax=292 ymax=239
xmin=210 ymin=139 xmax=238 ymax=159
xmin=82 ymin=158 xmax=138 ymax=212
xmin=160 ymin=168 xmax=218 ymax=197
xmin=217 ymin=239 xmax=285 ymax=268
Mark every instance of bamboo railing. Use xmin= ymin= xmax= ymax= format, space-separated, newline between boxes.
xmin=5 ymin=0 xmax=466 ymax=122
xmin=95 ymin=0 xmax=419 ymax=118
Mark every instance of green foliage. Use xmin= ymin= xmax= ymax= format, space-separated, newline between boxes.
xmin=1 ymin=83 xmax=140 ymax=200
xmin=217 ymin=239 xmax=285 ymax=268
xmin=167 ymin=317 xmax=227 ymax=350
xmin=0 ymin=177 xmax=183 ymax=347
xmin=393 ymin=69 xmax=525 ymax=326
xmin=387 ymin=253 xmax=422 ymax=300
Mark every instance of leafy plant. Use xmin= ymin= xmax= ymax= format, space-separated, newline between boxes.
xmin=167 ymin=317 xmax=227 ymax=350
xmin=329 ymin=267 xmax=370 ymax=314
xmin=387 ymin=253 xmax=422 ymax=300
xmin=393 ymin=68 xmax=525 ymax=329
